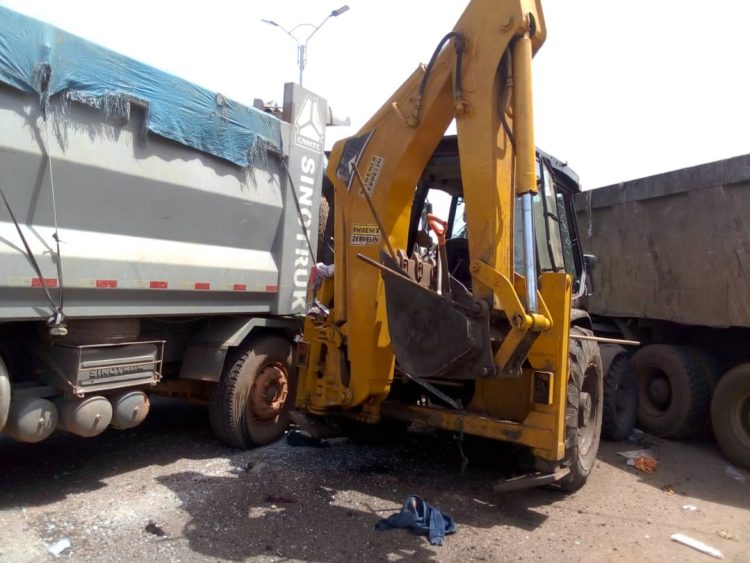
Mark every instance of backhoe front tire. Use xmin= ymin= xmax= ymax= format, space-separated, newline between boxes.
xmin=558 ymin=326 xmax=603 ymax=492
xmin=209 ymin=335 xmax=296 ymax=449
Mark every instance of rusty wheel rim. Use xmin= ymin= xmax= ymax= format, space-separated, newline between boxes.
xmin=249 ymin=363 xmax=289 ymax=423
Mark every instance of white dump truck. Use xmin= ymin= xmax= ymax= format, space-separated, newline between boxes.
xmin=0 ymin=7 xmax=329 ymax=448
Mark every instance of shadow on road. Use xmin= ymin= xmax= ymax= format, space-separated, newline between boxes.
xmin=597 ymin=436 xmax=750 ymax=511
xmin=0 ymin=397 xmax=227 ymax=509
xmin=156 ymin=430 xmax=566 ymax=562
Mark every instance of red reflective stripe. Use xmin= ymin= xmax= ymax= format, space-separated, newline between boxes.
xmin=96 ymin=279 xmax=118 ymax=288
xmin=265 ymin=284 xmax=279 ymax=293
xmin=149 ymin=281 xmax=168 ymax=289
xmin=232 ymin=284 xmax=247 ymax=291
xmin=31 ymin=278 xmax=58 ymax=288
xmin=194 ymin=282 xmax=210 ymax=290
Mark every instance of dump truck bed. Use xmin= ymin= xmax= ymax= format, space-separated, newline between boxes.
xmin=575 ymin=154 xmax=750 ymax=328
xmin=0 ymin=7 xmax=323 ymax=321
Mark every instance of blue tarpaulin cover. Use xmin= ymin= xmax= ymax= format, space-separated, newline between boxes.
xmin=0 ymin=6 xmax=283 ymax=167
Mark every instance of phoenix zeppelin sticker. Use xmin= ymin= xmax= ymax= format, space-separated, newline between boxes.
xmin=360 ymin=155 xmax=385 ymax=198
xmin=350 ymin=224 xmax=381 ymax=246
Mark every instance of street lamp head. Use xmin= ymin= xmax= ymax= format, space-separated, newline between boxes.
xmin=330 ymin=5 xmax=350 ymax=17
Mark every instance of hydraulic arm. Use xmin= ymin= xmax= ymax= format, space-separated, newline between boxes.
xmin=297 ymin=0 xmax=600 ymax=484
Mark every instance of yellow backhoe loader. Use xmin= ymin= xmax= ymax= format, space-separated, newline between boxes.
xmin=296 ymin=0 xmax=603 ymax=491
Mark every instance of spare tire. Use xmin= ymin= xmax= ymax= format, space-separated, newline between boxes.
xmin=602 ymin=351 xmax=638 ymax=441
xmin=632 ymin=345 xmax=711 ymax=438
xmin=711 ymin=364 xmax=750 ymax=469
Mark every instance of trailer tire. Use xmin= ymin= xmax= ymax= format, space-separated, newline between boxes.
xmin=632 ymin=345 xmax=711 ymax=438
xmin=558 ymin=326 xmax=603 ymax=492
xmin=602 ymin=352 xmax=638 ymax=441
xmin=0 ymin=356 xmax=10 ymax=432
xmin=711 ymin=364 xmax=750 ymax=469
xmin=692 ymin=349 xmax=723 ymax=391
xmin=209 ymin=335 xmax=296 ymax=449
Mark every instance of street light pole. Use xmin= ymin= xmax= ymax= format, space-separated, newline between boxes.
xmin=261 ymin=5 xmax=350 ymax=87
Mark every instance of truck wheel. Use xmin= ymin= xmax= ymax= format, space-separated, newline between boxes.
xmin=632 ymin=345 xmax=711 ymax=438
xmin=711 ymin=364 xmax=750 ymax=469
xmin=602 ymin=352 xmax=638 ymax=441
xmin=559 ymin=326 xmax=603 ymax=492
xmin=209 ymin=335 xmax=296 ymax=449
xmin=0 ymin=356 xmax=10 ymax=432
xmin=692 ymin=349 xmax=723 ymax=391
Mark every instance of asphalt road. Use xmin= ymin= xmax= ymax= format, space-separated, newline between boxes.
xmin=1 ymin=397 xmax=748 ymax=562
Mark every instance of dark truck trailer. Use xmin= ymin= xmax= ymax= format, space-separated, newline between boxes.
xmin=575 ymin=154 xmax=750 ymax=469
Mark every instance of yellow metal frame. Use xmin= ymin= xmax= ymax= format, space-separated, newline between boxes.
xmin=296 ymin=0 xmax=573 ymax=461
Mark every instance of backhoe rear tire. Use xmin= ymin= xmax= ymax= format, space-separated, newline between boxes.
xmin=711 ymin=364 xmax=750 ymax=469
xmin=558 ymin=326 xmax=603 ymax=492
xmin=632 ymin=345 xmax=711 ymax=438
xmin=209 ymin=335 xmax=296 ymax=449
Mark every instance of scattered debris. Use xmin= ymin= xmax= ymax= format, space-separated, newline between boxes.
xmin=717 ymin=530 xmax=739 ymax=542
xmin=617 ymin=448 xmax=655 ymax=461
xmin=625 ymin=428 xmax=652 ymax=446
xmin=662 ymin=484 xmax=675 ymax=495
xmin=617 ymin=448 xmax=658 ymax=472
xmin=264 ymin=495 xmax=298 ymax=504
xmin=144 ymin=520 xmax=166 ymax=537
xmin=671 ymin=533 xmax=723 ymax=559
xmin=46 ymin=538 xmax=71 ymax=557
xmin=286 ymin=429 xmax=329 ymax=448
xmin=376 ymin=495 xmax=456 ymax=546
xmin=682 ymin=504 xmax=698 ymax=511
xmin=632 ymin=456 xmax=658 ymax=473
xmin=724 ymin=464 xmax=747 ymax=483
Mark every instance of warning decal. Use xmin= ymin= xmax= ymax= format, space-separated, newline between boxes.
xmin=350 ymin=224 xmax=381 ymax=246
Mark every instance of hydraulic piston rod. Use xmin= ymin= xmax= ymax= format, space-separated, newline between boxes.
xmin=512 ymin=32 xmax=538 ymax=313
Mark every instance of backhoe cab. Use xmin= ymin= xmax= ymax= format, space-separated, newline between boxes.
xmin=297 ymin=0 xmax=602 ymax=491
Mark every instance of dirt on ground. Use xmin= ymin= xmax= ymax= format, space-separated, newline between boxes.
xmin=1 ymin=397 xmax=748 ymax=562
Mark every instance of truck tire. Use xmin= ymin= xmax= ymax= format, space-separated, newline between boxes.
xmin=711 ymin=364 xmax=750 ymax=469
xmin=0 ymin=356 xmax=10 ymax=432
xmin=692 ymin=349 xmax=723 ymax=391
xmin=209 ymin=335 xmax=296 ymax=449
xmin=632 ymin=345 xmax=711 ymax=438
xmin=559 ymin=326 xmax=603 ymax=492
xmin=602 ymin=351 xmax=638 ymax=441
